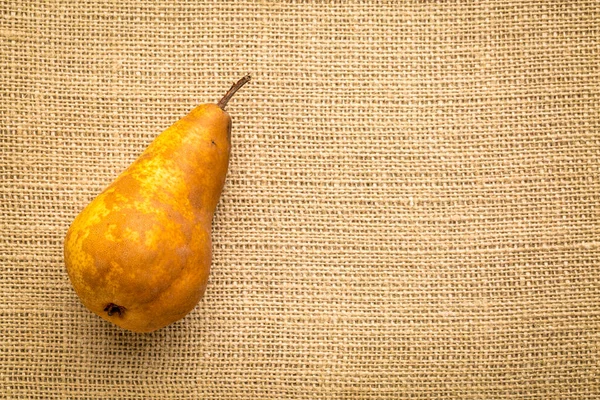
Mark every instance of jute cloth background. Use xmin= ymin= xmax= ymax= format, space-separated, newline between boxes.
xmin=1 ymin=1 xmax=599 ymax=399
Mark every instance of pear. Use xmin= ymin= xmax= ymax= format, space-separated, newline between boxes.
xmin=64 ymin=76 xmax=250 ymax=333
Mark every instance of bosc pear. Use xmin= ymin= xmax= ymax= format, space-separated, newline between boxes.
xmin=64 ymin=76 xmax=250 ymax=333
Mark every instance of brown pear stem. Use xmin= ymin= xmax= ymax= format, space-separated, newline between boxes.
xmin=217 ymin=75 xmax=251 ymax=110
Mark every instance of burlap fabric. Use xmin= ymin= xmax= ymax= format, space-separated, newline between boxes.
xmin=2 ymin=2 xmax=599 ymax=399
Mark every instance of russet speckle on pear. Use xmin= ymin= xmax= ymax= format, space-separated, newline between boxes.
xmin=64 ymin=76 xmax=250 ymax=333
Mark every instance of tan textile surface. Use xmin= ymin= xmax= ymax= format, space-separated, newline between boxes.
xmin=1 ymin=1 xmax=599 ymax=398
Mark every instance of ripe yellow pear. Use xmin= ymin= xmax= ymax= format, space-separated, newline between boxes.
xmin=64 ymin=76 xmax=250 ymax=333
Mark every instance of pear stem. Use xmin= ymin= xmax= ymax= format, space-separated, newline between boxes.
xmin=217 ymin=75 xmax=251 ymax=110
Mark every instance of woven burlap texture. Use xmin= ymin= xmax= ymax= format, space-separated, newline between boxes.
xmin=2 ymin=2 xmax=599 ymax=399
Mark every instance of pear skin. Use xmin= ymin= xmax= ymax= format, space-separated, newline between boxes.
xmin=64 ymin=76 xmax=250 ymax=333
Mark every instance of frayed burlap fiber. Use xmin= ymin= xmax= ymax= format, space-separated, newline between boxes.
xmin=1 ymin=2 xmax=599 ymax=399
